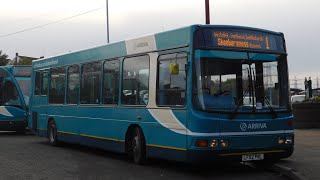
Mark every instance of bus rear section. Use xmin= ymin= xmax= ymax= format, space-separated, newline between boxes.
xmin=186 ymin=26 xmax=294 ymax=163
xmin=0 ymin=66 xmax=31 ymax=133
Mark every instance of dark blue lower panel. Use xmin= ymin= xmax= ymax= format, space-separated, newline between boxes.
xmin=147 ymin=146 xmax=187 ymax=162
xmin=36 ymin=129 xmax=293 ymax=163
xmin=37 ymin=129 xmax=187 ymax=162
xmin=38 ymin=129 xmax=47 ymax=137
xmin=0 ymin=120 xmax=26 ymax=131
xmin=57 ymin=132 xmax=126 ymax=153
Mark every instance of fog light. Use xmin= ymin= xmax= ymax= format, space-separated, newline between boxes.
xmin=278 ymin=137 xmax=285 ymax=144
xmin=195 ymin=140 xmax=208 ymax=147
xmin=209 ymin=139 xmax=218 ymax=148
xmin=220 ymin=139 xmax=229 ymax=148
xmin=285 ymin=137 xmax=293 ymax=144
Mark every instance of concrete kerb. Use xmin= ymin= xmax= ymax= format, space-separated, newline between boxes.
xmin=270 ymin=164 xmax=308 ymax=180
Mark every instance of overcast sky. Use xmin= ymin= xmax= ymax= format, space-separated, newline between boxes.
xmin=0 ymin=0 xmax=319 ymax=84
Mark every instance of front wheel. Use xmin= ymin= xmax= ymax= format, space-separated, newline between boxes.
xmin=131 ymin=127 xmax=146 ymax=165
xmin=48 ymin=120 xmax=59 ymax=146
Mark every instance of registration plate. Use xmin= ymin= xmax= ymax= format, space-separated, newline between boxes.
xmin=242 ymin=154 xmax=264 ymax=161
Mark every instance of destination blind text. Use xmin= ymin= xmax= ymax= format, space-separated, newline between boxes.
xmin=213 ymin=31 xmax=270 ymax=50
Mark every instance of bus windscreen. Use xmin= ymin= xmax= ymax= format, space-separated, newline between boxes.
xmin=12 ymin=66 xmax=32 ymax=77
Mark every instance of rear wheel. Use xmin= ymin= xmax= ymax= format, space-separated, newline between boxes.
xmin=130 ymin=127 xmax=146 ymax=165
xmin=48 ymin=120 xmax=59 ymax=146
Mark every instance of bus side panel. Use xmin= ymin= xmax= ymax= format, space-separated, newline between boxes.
xmin=46 ymin=106 xmax=81 ymax=143
xmin=43 ymin=105 xmax=188 ymax=161
xmin=144 ymin=109 xmax=187 ymax=162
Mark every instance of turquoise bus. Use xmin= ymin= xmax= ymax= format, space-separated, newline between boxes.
xmin=29 ymin=25 xmax=293 ymax=164
xmin=0 ymin=65 xmax=31 ymax=133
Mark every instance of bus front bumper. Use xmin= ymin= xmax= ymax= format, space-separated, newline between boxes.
xmin=187 ymin=147 xmax=294 ymax=163
xmin=0 ymin=120 xmax=26 ymax=131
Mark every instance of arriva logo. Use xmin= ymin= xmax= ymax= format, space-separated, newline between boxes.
xmin=240 ymin=123 xmax=267 ymax=131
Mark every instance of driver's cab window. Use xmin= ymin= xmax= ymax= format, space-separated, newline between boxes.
xmin=2 ymin=80 xmax=22 ymax=107
xmin=198 ymin=59 xmax=237 ymax=109
xmin=0 ymin=69 xmax=22 ymax=107
xmin=209 ymin=75 xmax=236 ymax=97
xmin=156 ymin=52 xmax=187 ymax=106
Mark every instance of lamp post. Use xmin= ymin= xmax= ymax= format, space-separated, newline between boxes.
xmin=106 ymin=0 xmax=110 ymax=43
xmin=205 ymin=0 xmax=210 ymax=24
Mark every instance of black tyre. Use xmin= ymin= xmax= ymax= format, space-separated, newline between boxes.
xmin=131 ymin=127 xmax=146 ymax=165
xmin=48 ymin=120 xmax=59 ymax=146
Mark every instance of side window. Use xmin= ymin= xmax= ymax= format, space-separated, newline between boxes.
xmin=34 ymin=72 xmax=41 ymax=95
xmin=157 ymin=53 xmax=187 ymax=106
xmin=103 ymin=59 xmax=119 ymax=105
xmin=41 ymin=72 xmax=49 ymax=95
xmin=49 ymin=67 xmax=66 ymax=104
xmin=122 ymin=55 xmax=149 ymax=105
xmin=67 ymin=65 xmax=80 ymax=104
xmin=80 ymin=62 xmax=101 ymax=104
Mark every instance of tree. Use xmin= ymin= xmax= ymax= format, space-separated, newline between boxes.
xmin=13 ymin=57 xmax=33 ymax=65
xmin=0 ymin=50 xmax=9 ymax=66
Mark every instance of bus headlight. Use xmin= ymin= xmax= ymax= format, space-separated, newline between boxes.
xmin=209 ymin=139 xmax=218 ymax=148
xmin=285 ymin=137 xmax=293 ymax=144
xmin=220 ymin=139 xmax=229 ymax=148
xmin=278 ymin=137 xmax=285 ymax=144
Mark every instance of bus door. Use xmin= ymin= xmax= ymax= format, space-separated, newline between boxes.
xmin=31 ymin=71 xmax=49 ymax=132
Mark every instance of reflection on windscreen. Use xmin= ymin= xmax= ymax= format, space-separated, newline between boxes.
xmin=16 ymin=80 xmax=31 ymax=97
xmin=16 ymin=79 xmax=31 ymax=106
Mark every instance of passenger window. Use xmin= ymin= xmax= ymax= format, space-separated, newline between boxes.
xmin=67 ymin=65 xmax=80 ymax=104
xmin=80 ymin=62 xmax=101 ymax=104
xmin=122 ymin=55 xmax=149 ymax=105
xmin=34 ymin=72 xmax=41 ymax=95
xmin=157 ymin=53 xmax=187 ymax=106
xmin=103 ymin=59 xmax=119 ymax=105
xmin=49 ymin=67 xmax=66 ymax=104
xmin=41 ymin=72 xmax=49 ymax=95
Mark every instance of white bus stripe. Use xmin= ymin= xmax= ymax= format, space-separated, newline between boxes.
xmin=0 ymin=106 xmax=13 ymax=117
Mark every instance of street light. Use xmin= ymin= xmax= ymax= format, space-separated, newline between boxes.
xmin=106 ymin=0 xmax=110 ymax=43
xmin=205 ymin=0 xmax=210 ymax=24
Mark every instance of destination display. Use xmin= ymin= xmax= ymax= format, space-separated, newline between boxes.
xmin=194 ymin=28 xmax=285 ymax=52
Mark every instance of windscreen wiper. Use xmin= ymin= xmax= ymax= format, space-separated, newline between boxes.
xmin=263 ymin=96 xmax=277 ymax=119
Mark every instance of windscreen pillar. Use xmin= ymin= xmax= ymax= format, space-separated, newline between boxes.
xmin=255 ymin=63 xmax=265 ymax=105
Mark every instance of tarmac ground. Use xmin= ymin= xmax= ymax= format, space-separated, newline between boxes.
xmin=272 ymin=129 xmax=320 ymax=180
xmin=0 ymin=131 xmax=288 ymax=180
